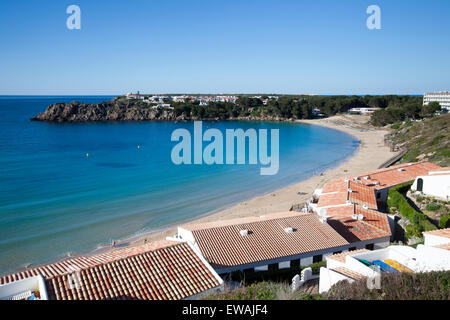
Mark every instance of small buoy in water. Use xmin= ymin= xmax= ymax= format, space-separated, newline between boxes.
xmin=138 ymin=145 xmax=141 ymax=149
xmin=86 ymin=153 xmax=89 ymax=157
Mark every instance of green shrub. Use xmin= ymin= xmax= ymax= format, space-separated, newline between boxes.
xmin=326 ymin=271 xmax=450 ymax=300
xmin=406 ymin=224 xmax=422 ymax=239
xmin=388 ymin=182 xmax=437 ymax=239
xmin=202 ymin=281 xmax=325 ymax=300
xmin=425 ymin=203 xmax=442 ymax=211
xmin=439 ymin=215 xmax=450 ymax=229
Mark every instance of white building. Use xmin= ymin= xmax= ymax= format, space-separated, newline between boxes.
xmin=319 ymin=239 xmax=450 ymax=293
xmin=423 ymin=91 xmax=450 ymax=112
xmin=348 ymin=107 xmax=381 ymax=115
xmin=411 ymin=167 xmax=450 ymax=200
xmin=172 ymin=211 xmax=391 ymax=275
xmin=423 ymin=228 xmax=450 ymax=248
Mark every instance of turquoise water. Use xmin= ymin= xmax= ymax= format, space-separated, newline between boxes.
xmin=0 ymin=96 xmax=359 ymax=274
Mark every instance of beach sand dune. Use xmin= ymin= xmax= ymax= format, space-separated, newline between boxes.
xmin=129 ymin=114 xmax=397 ymax=247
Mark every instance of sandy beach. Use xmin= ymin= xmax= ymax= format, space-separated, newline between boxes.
xmin=128 ymin=114 xmax=398 ymax=247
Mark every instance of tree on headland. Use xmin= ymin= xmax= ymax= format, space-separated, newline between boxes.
xmin=421 ymin=102 xmax=441 ymax=118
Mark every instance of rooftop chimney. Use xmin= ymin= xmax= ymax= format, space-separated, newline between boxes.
xmin=240 ymin=230 xmax=249 ymax=236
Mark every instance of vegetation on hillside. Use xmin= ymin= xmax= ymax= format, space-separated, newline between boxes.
xmin=387 ymin=182 xmax=436 ymax=240
xmin=413 ymin=194 xmax=450 ymax=228
xmin=387 ymin=114 xmax=450 ymax=167
xmin=205 ymin=271 xmax=450 ymax=300
xmin=370 ymin=99 xmax=442 ymax=127
xmin=167 ymin=95 xmax=425 ymax=120
xmin=326 ymin=271 xmax=450 ymax=300
xmin=203 ymin=281 xmax=323 ymax=301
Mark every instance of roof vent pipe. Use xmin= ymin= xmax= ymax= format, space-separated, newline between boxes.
xmin=240 ymin=230 xmax=249 ymax=236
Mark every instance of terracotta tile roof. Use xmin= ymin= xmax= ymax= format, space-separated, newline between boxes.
xmin=433 ymin=243 xmax=450 ymax=251
xmin=423 ymin=228 xmax=450 ymax=239
xmin=354 ymin=162 xmax=442 ymax=190
xmin=317 ymin=191 xmax=349 ymax=208
xmin=326 ymin=206 xmax=391 ymax=242
xmin=322 ymin=178 xmax=349 ymax=193
xmin=326 ymin=249 xmax=369 ymax=263
xmin=0 ymin=240 xmax=175 ymax=284
xmin=1 ymin=241 xmax=222 ymax=300
xmin=181 ymin=211 xmax=311 ymax=231
xmin=181 ymin=212 xmax=349 ymax=270
xmin=331 ymin=267 xmax=366 ymax=280
xmin=348 ymin=181 xmax=378 ymax=210
xmin=44 ymin=242 xmax=221 ymax=300
xmin=318 ymin=179 xmax=377 ymax=210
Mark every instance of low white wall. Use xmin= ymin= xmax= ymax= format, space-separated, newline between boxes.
xmin=0 ymin=275 xmax=48 ymax=300
xmin=424 ymin=234 xmax=450 ymax=247
xmin=319 ymin=268 xmax=353 ymax=294
xmin=415 ymin=245 xmax=450 ymax=271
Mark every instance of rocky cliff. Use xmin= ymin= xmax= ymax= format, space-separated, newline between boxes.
xmin=31 ymin=100 xmax=290 ymax=122
xmin=31 ymin=101 xmax=181 ymax=122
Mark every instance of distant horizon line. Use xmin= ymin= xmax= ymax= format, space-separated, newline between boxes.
xmin=0 ymin=93 xmax=427 ymax=97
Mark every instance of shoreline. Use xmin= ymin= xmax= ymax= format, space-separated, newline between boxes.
xmin=123 ymin=114 xmax=397 ymax=249
xmin=4 ymin=114 xmax=398 ymax=273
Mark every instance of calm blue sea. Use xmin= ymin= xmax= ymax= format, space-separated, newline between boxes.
xmin=0 ymin=96 xmax=359 ymax=274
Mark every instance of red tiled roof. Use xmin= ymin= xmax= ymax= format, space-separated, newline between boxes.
xmin=354 ymin=162 xmax=442 ymax=190
xmin=1 ymin=241 xmax=222 ymax=300
xmin=331 ymin=267 xmax=366 ymax=280
xmin=318 ymin=179 xmax=377 ymax=210
xmin=433 ymin=243 xmax=450 ymax=251
xmin=0 ymin=240 xmax=175 ymax=284
xmin=326 ymin=249 xmax=369 ymax=263
xmin=423 ymin=228 xmax=450 ymax=239
xmin=181 ymin=212 xmax=349 ymax=270
xmin=348 ymin=181 xmax=378 ymax=210
xmin=326 ymin=206 xmax=391 ymax=243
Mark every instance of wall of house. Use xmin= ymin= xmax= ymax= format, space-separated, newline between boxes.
xmin=424 ymin=234 xmax=450 ymax=247
xmin=318 ymin=268 xmax=353 ymax=294
xmin=215 ymin=244 xmax=351 ymax=274
xmin=0 ymin=275 xmax=48 ymax=300
xmin=411 ymin=175 xmax=450 ymax=199
xmin=416 ymin=245 xmax=450 ymax=271
xmin=376 ymin=188 xmax=389 ymax=211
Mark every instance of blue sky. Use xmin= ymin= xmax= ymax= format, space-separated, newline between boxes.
xmin=0 ymin=0 xmax=449 ymax=95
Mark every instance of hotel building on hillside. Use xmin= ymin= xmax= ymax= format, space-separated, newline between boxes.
xmin=423 ymin=91 xmax=450 ymax=112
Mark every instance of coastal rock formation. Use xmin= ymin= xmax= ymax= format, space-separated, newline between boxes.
xmin=31 ymin=101 xmax=179 ymax=122
xmin=31 ymin=100 xmax=289 ymax=122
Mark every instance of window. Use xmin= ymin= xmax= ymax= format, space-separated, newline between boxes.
xmin=291 ymin=259 xmax=300 ymax=268
xmin=349 ymin=247 xmax=357 ymax=251
xmin=268 ymin=263 xmax=278 ymax=271
xmin=417 ymin=178 xmax=423 ymax=192
xmin=313 ymin=254 xmax=323 ymax=263
xmin=366 ymin=243 xmax=374 ymax=250
xmin=376 ymin=192 xmax=381 ymax=199
xmin=254 ymin=265 xmax=268 ymax=272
